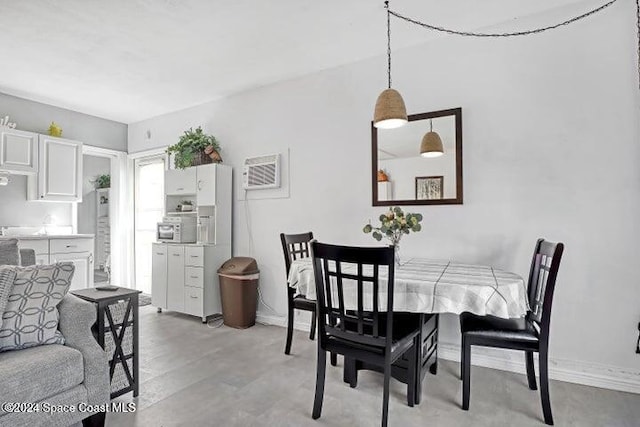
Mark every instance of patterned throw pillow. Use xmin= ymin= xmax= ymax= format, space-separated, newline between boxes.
xmin=0 ymin=269 xmax=17 ymax=323
xmin=0 ymin=263 xmax=75 ymax=352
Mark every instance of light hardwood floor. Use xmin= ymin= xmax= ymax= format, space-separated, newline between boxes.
xmin=108 ymin=306 xmax=640 ymax=426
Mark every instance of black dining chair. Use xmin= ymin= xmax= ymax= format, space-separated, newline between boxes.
xmin=310 ymin=241 xmax=420 ymax=427
xmin=460 ymin=238 xmax=564 ymax=425
xmin=281 ymin=232 xmax=317 ymax=354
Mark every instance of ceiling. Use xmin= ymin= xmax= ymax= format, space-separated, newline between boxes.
xmin=0 ymin=0 xmax=593 ymax=123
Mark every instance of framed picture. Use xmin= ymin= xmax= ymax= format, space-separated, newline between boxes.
xmin=415 ymin=176 xmax=443 ymax=200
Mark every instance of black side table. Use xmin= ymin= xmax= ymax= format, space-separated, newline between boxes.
xmin=72 ymin=287 xmax=141 ymax=399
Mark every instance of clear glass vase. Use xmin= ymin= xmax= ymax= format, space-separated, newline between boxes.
xmin=390 ymin=235 xmax=402 ymax=266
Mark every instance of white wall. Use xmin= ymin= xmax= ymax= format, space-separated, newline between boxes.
xmin=0 ymin=93 xmax=127 ymax=151
xmin=129 ymin=3 xmax=640 ymax=380
xmin=0 ymin=175 xmax=72 ymax=227
xmin=0 ymin=93 xmax=127 ymax=229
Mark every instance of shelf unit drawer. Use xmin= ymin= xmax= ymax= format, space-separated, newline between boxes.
xmin=18 ymin=239 xmax=49 ymax=255
xmin=184 ymin=286 xmax=203 ymax=317
xmin=185 ymin=266 xmax=204 ymax=288
xmin=50 ymin=238 xmax=93 ymax=254
xmin=185 ymin=246 xmax=204 ymax=267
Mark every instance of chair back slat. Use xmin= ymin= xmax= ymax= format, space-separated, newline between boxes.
xmin=280 ymin=232 xmax=314 ymax=276
xmin=311 ymin=241 xmax=395 ymax=350
xmin=526 ymin=239 xmax=564 ymax=344
xmin=357 ymin=263 xmax=364 ymax=335
xmin=322 ymin=258 xmax=335 ymax=325
xmin=372 ymin=264 xmax=380 ymax=338
xmin=335 ymin=261 xmax=347 ymax=332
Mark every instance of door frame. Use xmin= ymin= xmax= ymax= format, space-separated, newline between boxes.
xmin=80 ymin=145 xmax=128 ymax=286
xmin=128 ymin=148 xmax=168 ymax=292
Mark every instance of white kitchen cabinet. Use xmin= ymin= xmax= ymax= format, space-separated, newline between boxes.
xmin=0 ymin=128 xmax=38 ymax=174
xmin=151 ymin=243 xmax=227 ymax=322
xmin=165 ymin=168 xmax=196 ymax=195
xmin=151 ymin=244 xmax=167 ymax=310
xmin=13 ymin=236 xmax=95 ymax=289
xmin=31 ymin=135 xmax=83 ymax=202
xmin=196 ymin=164 xmax=217 ymax=206
xmin=50 ymin=251 xmax=93 ymax=291
xmin=35 ymin=254 xmax=49 ymax=266
xmin=184 ymin=286 xmax=204 ymax=317
xmin=166 ymin=245 xmax=185 ymax=312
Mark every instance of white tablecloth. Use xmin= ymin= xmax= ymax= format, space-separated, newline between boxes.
xmin=288 ymin=258 xmax=529 ymax=319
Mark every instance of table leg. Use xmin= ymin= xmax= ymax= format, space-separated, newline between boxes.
xmin=132 ymin=294 xmax=139 ymax=397
xmin=429 ymin=314 xmax=439 ymax=375
xmin=415 ymin=314 xmax=424 ymax=405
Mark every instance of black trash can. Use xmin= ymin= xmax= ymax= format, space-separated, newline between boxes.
xmin=217 ymin=257 xmax=259 ymax=329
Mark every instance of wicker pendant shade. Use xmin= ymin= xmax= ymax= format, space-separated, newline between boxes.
xmin=420 ymin=131 xmax=444 ymax=158
xmin=374 ymin=2 xmax=408 ymax=130
xmin=374 ymin=88 xmax=408 ymax=129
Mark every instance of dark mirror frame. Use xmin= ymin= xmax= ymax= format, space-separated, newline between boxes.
xmin=372 ymin=107 xmax=463 ymax=206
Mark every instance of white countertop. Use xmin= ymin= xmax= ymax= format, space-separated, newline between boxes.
xmin=0 ymin=234 xmax=95 ymax=240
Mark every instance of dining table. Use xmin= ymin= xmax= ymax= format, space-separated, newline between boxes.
xmin=287 ymin=257 xmax=529 ymax=403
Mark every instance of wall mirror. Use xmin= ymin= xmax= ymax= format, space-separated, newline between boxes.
xmin=372 ymin=107 xmax=463 ymax=206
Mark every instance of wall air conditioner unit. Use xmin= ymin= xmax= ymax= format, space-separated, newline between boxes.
xmin=243 ymin=154 xmax=280 ymax=190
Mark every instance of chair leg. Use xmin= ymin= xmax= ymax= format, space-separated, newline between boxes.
xmin=407 ymin=337 xmax=416 ymax=407
xmin=330 ymin=352 xmax=337 ymax=366
xmin=462 ymin=335 xmax=471 ymax=410
xmin=309 ymin=311 xmax=316 ymax=340
xmin=285 ymin=305 xmax=294 ymax=355
xmin=525 ymin=351 xmax=538 ymax=390
xmin=382 ymin=360 xmax=391 ymax=427
xmin=344 ymin=357 xmax=358 ymax=388
xmin=539 ymin=350 xmax=554 ymax=425
xmin=460 ymin=337 xmax=465 ymax=381
xmin=312 ymin=347 xmax=327 ymax=420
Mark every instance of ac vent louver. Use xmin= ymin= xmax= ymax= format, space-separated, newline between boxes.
xmin=243 ymin=154 xmax=280 ymax=190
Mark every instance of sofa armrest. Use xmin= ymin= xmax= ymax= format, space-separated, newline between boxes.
xmin=58 ymin=294 xmax=110 ymax=406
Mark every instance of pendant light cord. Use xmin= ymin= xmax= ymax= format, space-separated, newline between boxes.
xmin=385 ymin=1 xmax=392 ymax=89
xmin=384 ymin=0 xmax=640 ymax=90
xmin=387 ymin=0 xmax=619 ymax=38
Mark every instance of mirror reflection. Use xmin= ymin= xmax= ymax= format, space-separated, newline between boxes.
xmin=373 ymin=108 xmax=462 ymax=206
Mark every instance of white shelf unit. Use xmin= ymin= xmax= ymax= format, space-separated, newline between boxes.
xmin=96 ymin=188 xmax=110 ymax=270
xmin=152 ymin=163 xmax=232 ymax=321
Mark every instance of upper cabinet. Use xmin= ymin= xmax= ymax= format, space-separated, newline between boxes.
xmin=196 ymin=164 xmax=217 ymax=206
xmin=165 ymin=167 xmax=196 ymax=195
xmin=29 ymin=135 xmax=83 ymax=202
xmin=0 ymin=128 xmax=38 ymax=174
xmin=164 ymin=164 xmax=229 ymax=206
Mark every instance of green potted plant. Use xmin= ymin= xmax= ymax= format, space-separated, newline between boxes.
xmin=166 ymin=127 xmax=222 ymax=169
xmin=93 ymin=174 xmax=110 ymax=189
xmin=363 ymin=207 xmax=423 ymax=265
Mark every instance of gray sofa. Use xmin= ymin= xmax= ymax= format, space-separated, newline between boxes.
xmin=0 ymin=249 xmax=109 ymax=427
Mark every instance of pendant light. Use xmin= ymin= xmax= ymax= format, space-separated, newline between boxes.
xmin=373 ymin=1 xmax=408 ymax=129
xmin=420 ymin=119 xmax=444 ymax=158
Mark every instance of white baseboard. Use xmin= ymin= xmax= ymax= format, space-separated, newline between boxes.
xmin=256 ymin=313 xmax=640 ymax=394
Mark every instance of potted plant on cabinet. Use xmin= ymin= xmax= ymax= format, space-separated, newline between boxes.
xmin=166 ymin=127 xmax=222 ymax=169
xmin=92 ymin=174 xmax=110 ymax=189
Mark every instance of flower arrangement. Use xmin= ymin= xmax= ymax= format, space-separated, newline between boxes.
xmin=166 ymin=127 xmax=221 ymax=169
xmin=363 ymin=207 xmax=423 ymax=246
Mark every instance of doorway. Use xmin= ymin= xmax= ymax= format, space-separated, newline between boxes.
xmin=133 ymin=155 xmax=165 ymax=294
xmin=78 ymin=145 xmax=127 ymax=286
